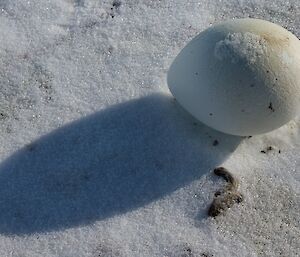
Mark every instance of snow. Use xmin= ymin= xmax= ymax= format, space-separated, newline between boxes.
xmin=214 ymin=32 xmax=267 ymax=64
xmin=0 ymin=0 xmax=299 ymax=256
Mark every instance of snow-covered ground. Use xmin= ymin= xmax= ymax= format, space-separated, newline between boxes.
xmin=0 ymin=0 xmax=299 ymax=256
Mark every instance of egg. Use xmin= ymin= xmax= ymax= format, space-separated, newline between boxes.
xmin=167 ymin=18 xmax=300 ymax=136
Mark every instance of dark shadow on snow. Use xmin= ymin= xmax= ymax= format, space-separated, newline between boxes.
xmin=0 ymin=93 xmax=242 ymax=235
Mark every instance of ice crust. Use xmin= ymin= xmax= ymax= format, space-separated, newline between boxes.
xmin=214 ymin=32 xmax=267 ymax=64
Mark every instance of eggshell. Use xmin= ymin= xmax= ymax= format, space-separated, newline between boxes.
xmin=167 ymin=18 xmax=300 ymax=136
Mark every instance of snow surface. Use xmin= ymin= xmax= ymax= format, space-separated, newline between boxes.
xmin=0 ymin=0 xmax=299 ymax=256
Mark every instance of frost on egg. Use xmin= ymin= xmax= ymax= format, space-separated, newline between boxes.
xmin=214 ymin=32 xmax=266 ymax=64
xmin=167 ymin=18 xmax=300 ymax=136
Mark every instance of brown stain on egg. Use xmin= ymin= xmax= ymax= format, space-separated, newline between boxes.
xmin=260 ymin=32 xmax=290 ymax=48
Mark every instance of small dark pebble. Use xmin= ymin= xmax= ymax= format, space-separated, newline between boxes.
xmin=248 ymin=136 xmax=252 ymax=138
xmin=185 ymin=247 xmax=192 ymax=253
xmin=278 ymin=150 xmax=281 ymax=153
xmin=261 ymin=146 xmax=274 ymax=154
xmin=214 ymin=191 xmax=222 ymax=197
xmin=268 ymin=102 xmax=275 ymax=112
xmin=235 ymin=194 xmax=243 ymax=203
xmin=212 ymin=140 xmax=219 ymax=146
xmin=0 ymin=112 xmax=7 ymax=119
xmin=209 ymin=113 xmax=213 ymax=116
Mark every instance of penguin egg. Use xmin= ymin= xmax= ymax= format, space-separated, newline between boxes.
xmin=167 ymin=18 xmax=300 ymax=136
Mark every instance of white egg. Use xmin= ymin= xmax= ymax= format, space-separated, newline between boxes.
xmin=167 ymin=18 xmax=300 ymax=136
